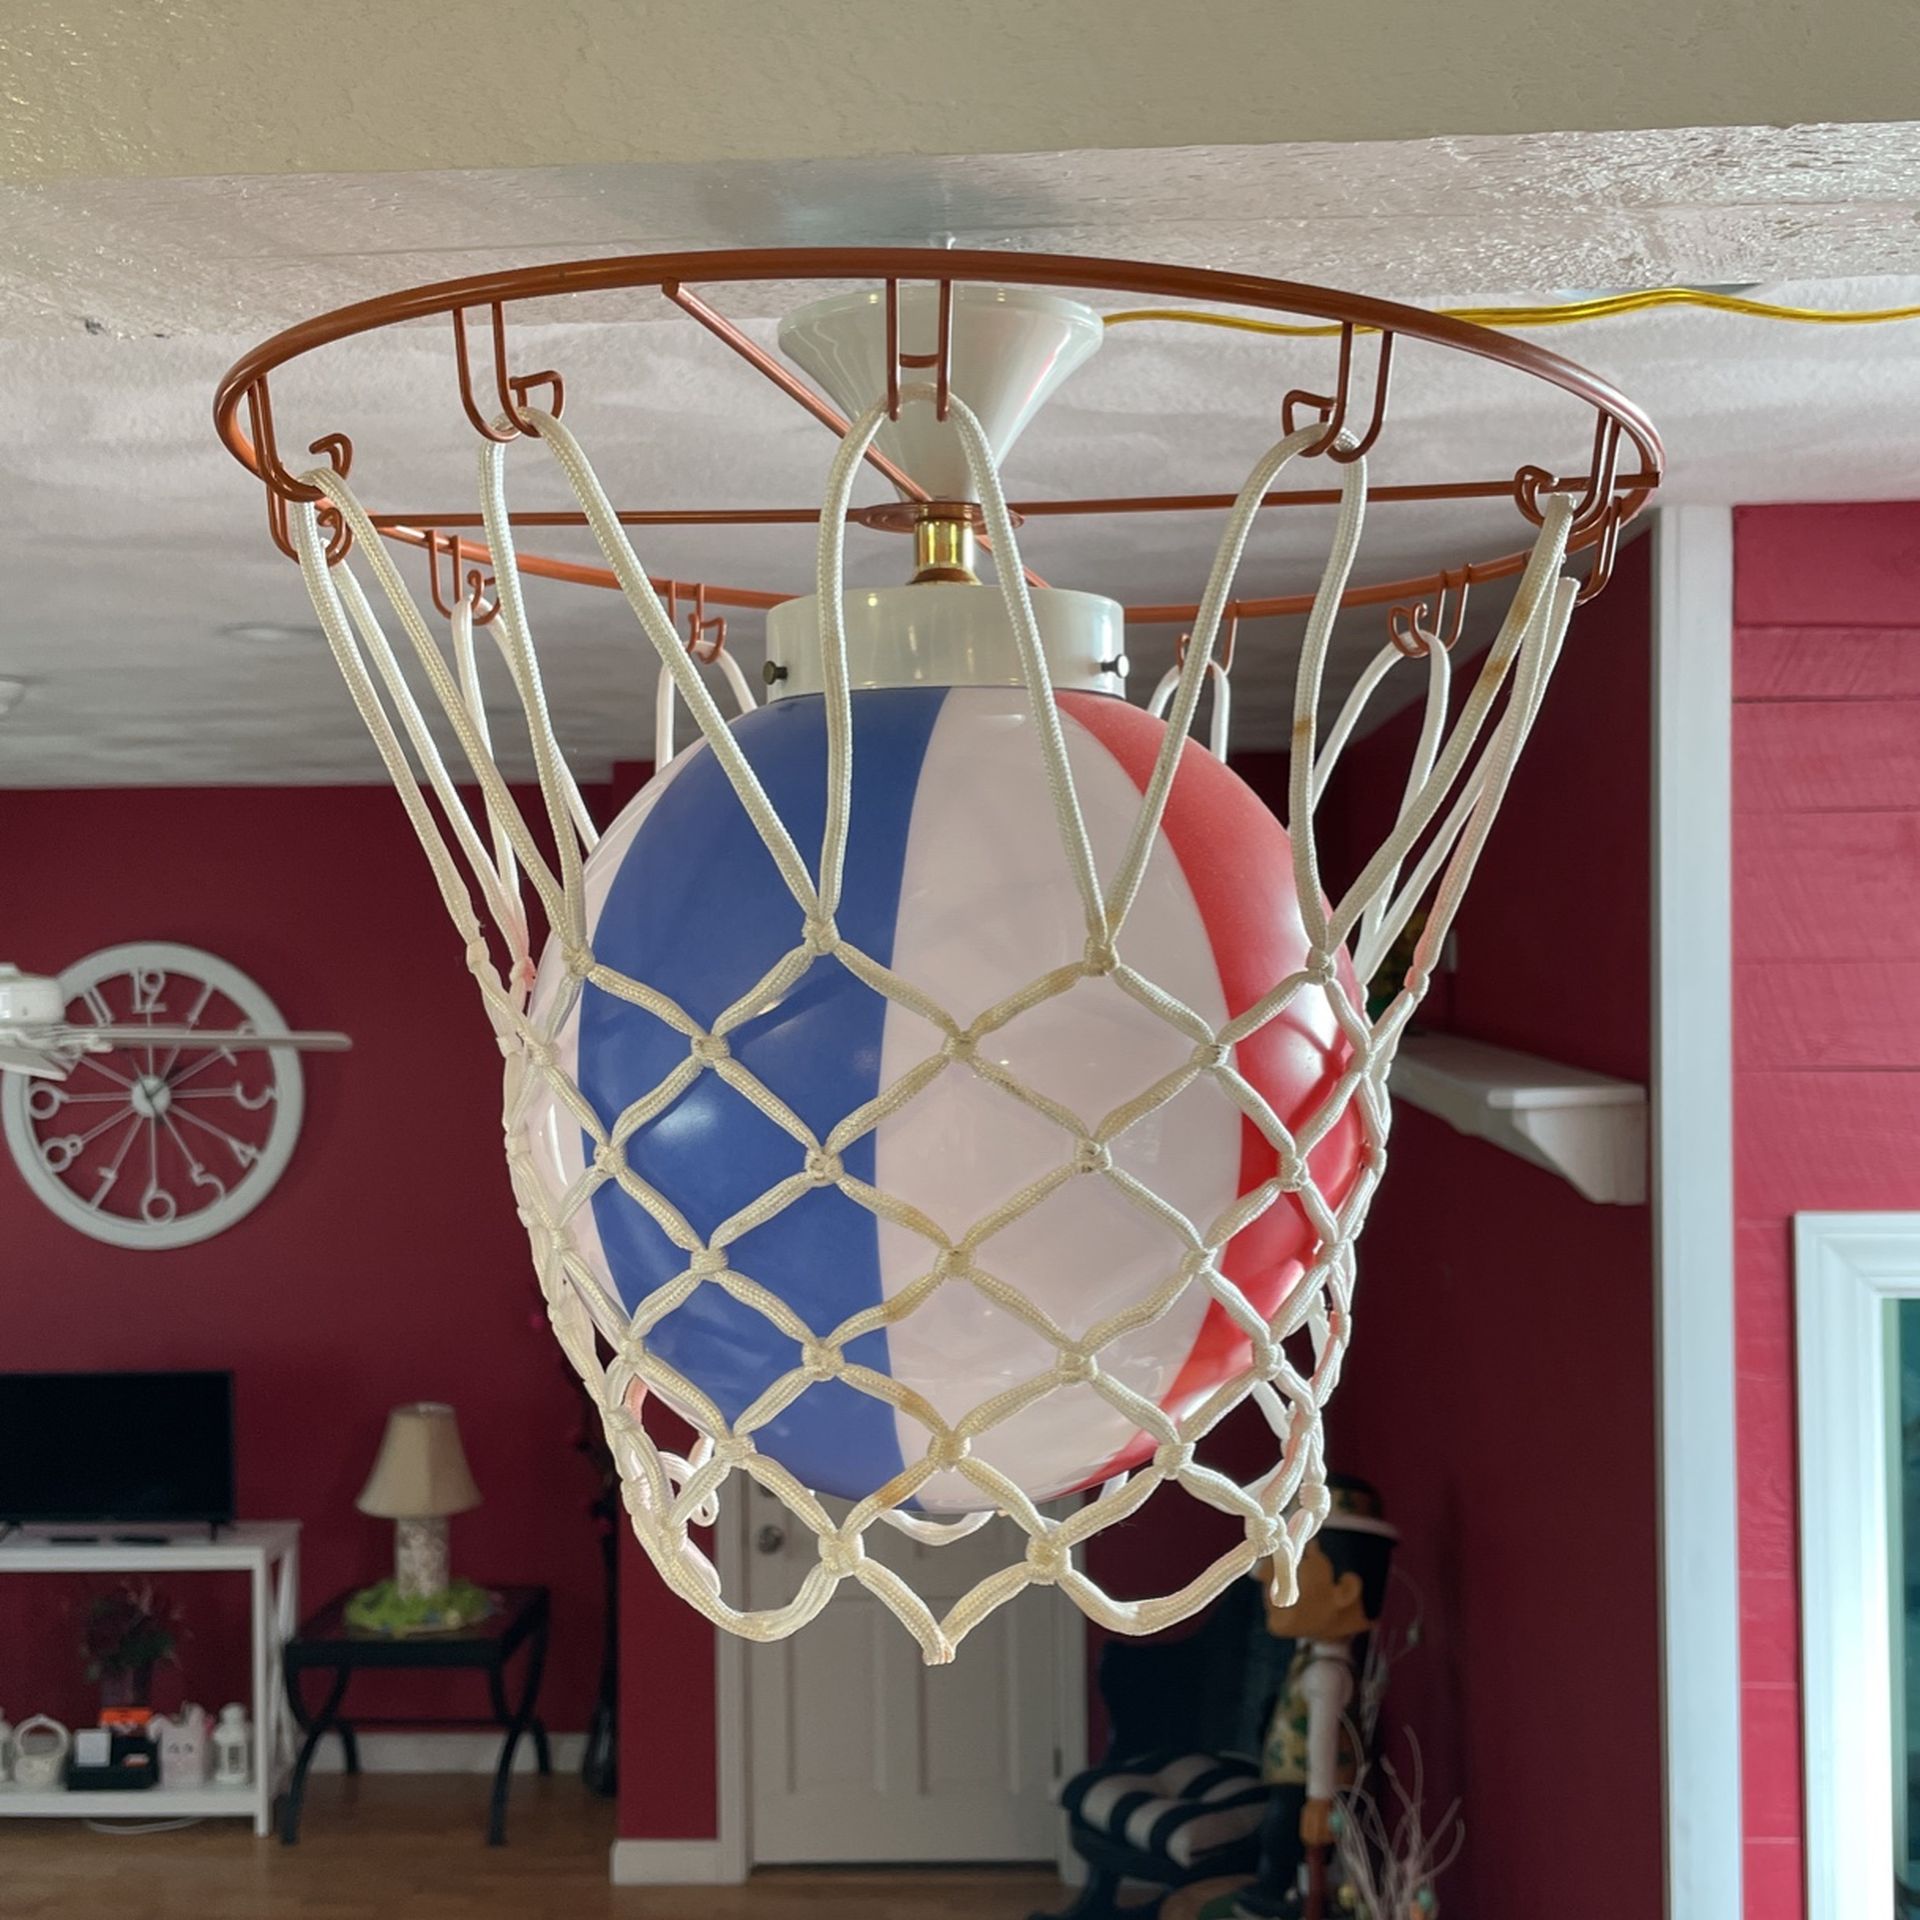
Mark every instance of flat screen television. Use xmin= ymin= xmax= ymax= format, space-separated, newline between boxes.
xmin=0 ymin=1370 xmax=236 ymax=1528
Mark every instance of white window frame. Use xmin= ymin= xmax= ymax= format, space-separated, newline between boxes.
xmin=1795 ymin=1210 xmax=1920 ymax=1920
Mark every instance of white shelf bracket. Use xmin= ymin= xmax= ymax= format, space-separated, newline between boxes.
xmin=1388 ymin=1032 xmax=1649 ymax=1205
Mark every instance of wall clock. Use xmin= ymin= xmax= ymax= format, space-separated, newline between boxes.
xmin=1 ymin=942 xmax=345 ymax=1249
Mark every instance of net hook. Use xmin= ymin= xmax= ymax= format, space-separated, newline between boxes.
xmin=452 ymin=303 xmax=566 ymax=442
xmin=1515 ymin=411 xmax=1623 ymax=534
xmin=1281 ymin=325 xmax=1395 ymax=463
xmin=685 ymin=581 xmax=727 ymax=663
xmin=1175 ymin=607 xmax=1239 ymax=674
xmin=425 ymin=529 xmax=500 ymax=627
xmin=1575 ymin=499 xmax=1625 ymax=604
xmin=245 ymin=381 xmax=354 ymax=564
xmin=1386 ymin=571 xmax=1470 ymax=658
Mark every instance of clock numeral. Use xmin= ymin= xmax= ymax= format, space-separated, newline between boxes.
xmin=231 ymin=1082 xmax=277 ymax=1113
xmin=226 ymin=1138 xmax=262 ymax=1169
xmin=26 ymin=1083 xmax=64 ymax=1120
xmin=91 ymin=1164 xmax=122 ymax=1209
xmin=187 ymin=1161 xmax=228 ymax=1204
xmin=139 ymin=1181 xmax=178 ymax=1226
xmin=80 ymin=986 xmax=113 ymax=1027
xmin=131 ymin=968 xmax=168 ymax=1017
xmin=40 ymin=1134 xmax=84 ymax=1174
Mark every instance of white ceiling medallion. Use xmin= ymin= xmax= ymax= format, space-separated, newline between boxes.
xmin=1 ymin=943 xmax=345 ymax=1249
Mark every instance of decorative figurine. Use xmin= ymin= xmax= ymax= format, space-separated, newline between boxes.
xmin=11 ymin=1715 xmax=71 ymax=1790
xmin=1233 ymin=1479 xmax=1399 ymax=1920
xmin=150 ymin=1703 xmax=213 ymax=1787
xmin=211 ymin=1702 xmax=252 ymax=1788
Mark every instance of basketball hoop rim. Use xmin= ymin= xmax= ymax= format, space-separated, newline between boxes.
xmin=211 ymin=245 xmax=1664 ymax=630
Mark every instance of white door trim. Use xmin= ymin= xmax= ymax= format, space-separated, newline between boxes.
xmin=1795 ymin=1210 xmax=1920 ymax=1920
xmin=715 ymin=1503 xmax=751 ymax=1883
xmin=1651 ymin=505 xmax=1744 ymax=1920
xmin=609 ymin=1837 xmax=737 ymax=1885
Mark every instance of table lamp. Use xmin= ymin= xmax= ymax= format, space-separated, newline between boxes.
xmin=354 ymin=1403 xmax=485 ymax=1630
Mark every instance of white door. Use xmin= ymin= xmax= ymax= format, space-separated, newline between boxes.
xmin=744 ymin=1479 xmax=1068 ymax=1865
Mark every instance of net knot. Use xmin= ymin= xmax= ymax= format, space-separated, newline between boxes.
xmin=943 ymin=1032 xmax=978 ymax=1065
xmin=800 ymin=1339 xmax=844 ymax=1381
xmin=1249 ymin=1336 xmax=1282 ymax=1380
xmin=1082 ymin=934 xmax=1118 ymax=977
xmin=1303 ymin=947 xmax=1338 ymax=986
xmin=926 ymin=1431 xmax=970 ymax=1469
xmin=1024 ymin=1529 xmax=1069 ymax=1585
xmin=688 ymin=1247 xmax=728 ymax=1277
xmin=1154 ymin=1439 xmax=1196 ymax=1476
xmin=818 ymin=1532 xmax=864 ymax=1579
xmin=931 ymin=1248 xmax=967 ymax=1283
xmin=463 ymin=936 xmax=492 ymax=976
xmin=1072 ymin=1140 xmax=1112 ymax=1177
xmin=563 ymin=944 xmax=594 ymax=980
xmin=804 ymin=1148 xmax=843 ymax=1187
xmin=712 ymin=1433 xmax=753 ymax=1467
xmin=524 ymin=1037 xmax=556 ymax=1071
xmin=690 ymin=1032 xmax=731 ymax=1067
xmin=1192 ymin=1039 xmax=1231 ymax=1072
xmin=1056 ymin=1347 xmax=1099 ymax=1385
xmin=1247 ymin=1512 xmax=1285 ymax=1564
xmin=802 ymin=915 xmax=840 ymax=956
xmin=591 ymin=1141 xmax=624 ymax=1179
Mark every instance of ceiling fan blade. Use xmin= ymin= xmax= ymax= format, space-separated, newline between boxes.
xmin=0 ymin=1042 xmax=68 ymax=1081
xmin=57 ymin=1025 xmax=354 ymax=1054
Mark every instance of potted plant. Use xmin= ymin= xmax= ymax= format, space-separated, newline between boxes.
xmin=81 ymin=1580 xmax=183 ymax=1710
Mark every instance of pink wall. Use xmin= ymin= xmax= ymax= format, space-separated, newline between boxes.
xmin=0 ymin=786 xmax=605 ymax=1736
xmin=1315 ymin=534 xmax=1663 ymax=1920
xmin=1731 ymin=501 xmax=1920 ymax=1920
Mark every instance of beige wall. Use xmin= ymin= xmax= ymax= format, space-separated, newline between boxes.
xmin=2 ymin=0 xmax=1913 ymax=183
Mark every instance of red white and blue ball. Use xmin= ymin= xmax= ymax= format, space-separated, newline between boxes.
xmin=521 ymin=686 xmax=1361 ymax=1512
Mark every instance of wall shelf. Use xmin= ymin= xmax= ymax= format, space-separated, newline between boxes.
xmin=0 ymin=1522 xmax=299 ymax=1834
xmin=1388 ymin=1032 xmax=1649 ymax=1205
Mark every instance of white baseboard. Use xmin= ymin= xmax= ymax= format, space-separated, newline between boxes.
xmin=609 ymin=1837 xmax=746 ymax=1885
xmin=307 ymin=1731 xmax=586 ymax=1775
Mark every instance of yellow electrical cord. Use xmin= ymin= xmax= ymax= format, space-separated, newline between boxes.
xmin=1103 ymin=286 xmax=1920 ymax=339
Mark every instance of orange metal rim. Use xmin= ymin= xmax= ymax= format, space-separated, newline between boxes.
xmin=212 ymin=246 xmax=1664 ymax=631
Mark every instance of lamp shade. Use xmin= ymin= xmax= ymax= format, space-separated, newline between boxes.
xmin=355 ymin=1402 xmax=481 ymax=1519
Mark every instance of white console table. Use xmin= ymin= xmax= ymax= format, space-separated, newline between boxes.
xmin=0 ymin=1520 xmax=299 ymax=1836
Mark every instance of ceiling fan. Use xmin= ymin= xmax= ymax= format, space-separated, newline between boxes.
xmin=0 ymin=960 xmax=350 ymax=1082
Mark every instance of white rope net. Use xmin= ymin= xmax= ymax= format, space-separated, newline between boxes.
xmin=287 ymin=385 xmax=1578 ymax=1664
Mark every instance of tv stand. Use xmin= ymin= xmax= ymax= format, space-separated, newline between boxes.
xmin=0 ymin=1521 xmax=299 ymax=1837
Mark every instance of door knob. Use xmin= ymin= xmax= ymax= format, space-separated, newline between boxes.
xmin=755 ymin=1523 xmax=787 ymax=1555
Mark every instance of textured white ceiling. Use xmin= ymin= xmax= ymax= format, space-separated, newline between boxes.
xmin=2 ymin=130 xmax=1919 ymax=787
xmin=4 ymin=1 xmax=1915 ymax=184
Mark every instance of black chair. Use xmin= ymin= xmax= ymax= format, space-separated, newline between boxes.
xmin=1039 ymin=1577 xmax=1294 ymax=1920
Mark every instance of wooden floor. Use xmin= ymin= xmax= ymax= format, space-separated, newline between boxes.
xmin=6 ymin=1774 xmax=1068 ymax=1919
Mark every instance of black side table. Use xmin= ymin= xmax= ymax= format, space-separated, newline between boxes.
xmin=280 ymin=1584 xmax=551 ymax=1846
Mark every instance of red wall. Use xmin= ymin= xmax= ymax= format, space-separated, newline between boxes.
xmin=0 ymin=787 xmax=605 ymax=1736
xmin=1731 ymin=502 xmax=1920 ymax=1920
xmin=1314 ymin=534 xmax=1662 ymax=1920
